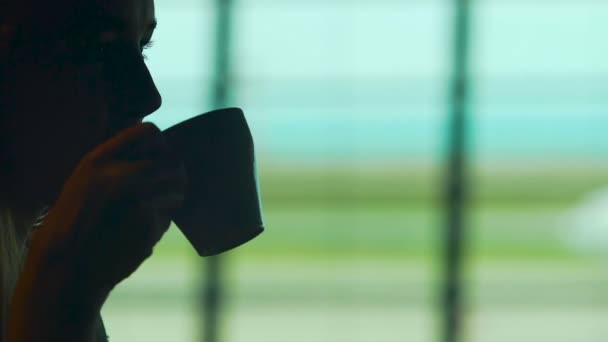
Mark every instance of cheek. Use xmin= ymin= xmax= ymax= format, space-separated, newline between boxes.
xmin=59 ymin=65 xmax=111 ymax=152
xmin=6 ymin=62 xmax=111 ymax=201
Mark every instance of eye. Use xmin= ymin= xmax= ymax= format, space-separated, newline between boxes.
xmin=141 ymin=40 xmax=155 ymax=60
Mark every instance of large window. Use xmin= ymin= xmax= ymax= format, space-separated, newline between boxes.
xmin=100 ymin=1 xmax=608 ymax=341
xmin=468 ymin=2 xmax=608 ymax=341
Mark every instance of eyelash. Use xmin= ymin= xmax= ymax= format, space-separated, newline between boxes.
xmin=141 ymin=40 xmax=155 ymax=60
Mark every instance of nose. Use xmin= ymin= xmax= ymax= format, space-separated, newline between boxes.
xmin=104 ymin=44 xmax=162 ymax=122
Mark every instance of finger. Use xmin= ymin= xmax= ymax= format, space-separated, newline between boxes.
xmin=118 ymin=206 xmax=173 ymax=253
xmin=90 ymin=122 xmax=162 ymax=163
xmin=118 ymin=161 xmax=187 ymax=195
xmin=133 ymin=162 xmax=187 ymax=188
xmin=127 ymin=178 xmax=187 ymax=206
xmin=101 ymin=159 xmax=161 ymax=191
xmin=138 ymin=192 xmax=185 ymax=211
xmin=121 ymin=131 xmax=171 ymax=162
xmin=140 ymin=212 xmax=172 ymax=256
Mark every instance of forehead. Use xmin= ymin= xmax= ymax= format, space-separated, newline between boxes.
xmin=14 ymin=0 xmax=155 ymax=37
xmin=90 ymin=0 xmax=155 ymax=30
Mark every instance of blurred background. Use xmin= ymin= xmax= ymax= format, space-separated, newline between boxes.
xmin=101 ymin=0 xmax=608 ymax=341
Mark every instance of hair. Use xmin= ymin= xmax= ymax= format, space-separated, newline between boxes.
xmin=0 ymin=12 xmax=39 ymax=341
xmin=0 ymin=206 xmax=32 ymax=341
xmin=0 ymin=12 xmax=21 ymax=339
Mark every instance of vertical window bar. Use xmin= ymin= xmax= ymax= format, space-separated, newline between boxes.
xmin=442 ymin=0 xmax=471 ymax=342
xmin=201 ymin=0 xmax=234 ymax=342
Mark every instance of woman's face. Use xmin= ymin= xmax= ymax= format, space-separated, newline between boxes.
xmin=1 ymin=0 xmax=160 ymax=209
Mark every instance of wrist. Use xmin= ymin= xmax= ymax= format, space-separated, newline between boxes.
xmin=8 ymin=249 xmax=109 ymax=341
xmin=25 ymin=234 xmax=111 ymax=304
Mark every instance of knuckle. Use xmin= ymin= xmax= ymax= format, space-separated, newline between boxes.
xmin=96 ymin=165 xmax=130 ymax=191
xmin=142 ymin=123 xmax=164 ymax=142
xmin=79 ymin=150 xmax=99 ymax=166
xmin=98 ymin=165 xmax=120 ymax=182
xmin=142 ymin=121 xmax=161 ymax=134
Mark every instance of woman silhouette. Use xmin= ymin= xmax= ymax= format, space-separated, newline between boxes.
xmin=1 ymin=0 xmax=187 ymax=340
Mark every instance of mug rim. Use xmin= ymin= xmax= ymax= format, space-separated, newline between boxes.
xmin=161 ymin=107 xmax=244 ymax=134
